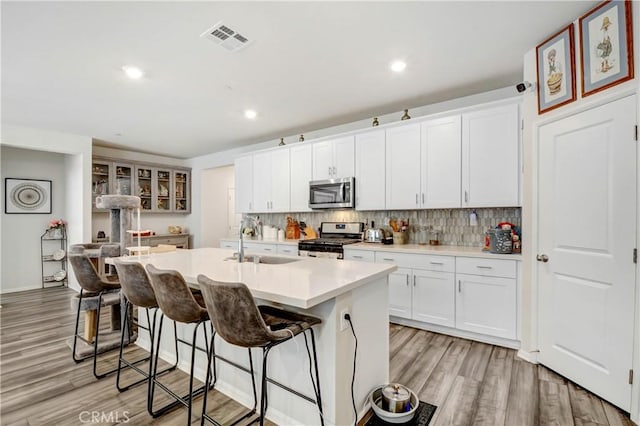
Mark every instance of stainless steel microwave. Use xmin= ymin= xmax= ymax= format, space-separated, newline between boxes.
xmin=309 ymin=177 xmax=355 ymax=209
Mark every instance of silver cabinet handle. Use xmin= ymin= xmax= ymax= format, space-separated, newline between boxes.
xmin=353 ymin=255 xmax=363 ymax=259
xmin=464 ymin=191 xmax=468 ymax=203
xmin=536 ymin=254 xmax=549 ymax=263
xmin=333 ymin=166 xmax=337 ymax=176
xmin=328 ymin=166 xmax=332 ymax=176
xmin=415 ymin=194 xmax=418 ymax=205
xmin=476 ymin=265 xmax=492 ymax=269
xmin=383 ymin=258 xmax=395 ymax=262
xmin=430 ymin=261 xmax=444 ymax=265
xmin=413 ymin=276 xmax=416 ymax=287
xmin=406 ymin=275 xmax=409 ymax=286
xmin=422 ymin=193 xmax=425 ymax=204
xmin=458 ymin=280 xmax=462 ymax=292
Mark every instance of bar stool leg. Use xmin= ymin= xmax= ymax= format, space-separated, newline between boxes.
xmin=259 ymin=346 xmax=272 ymax=426
xmin=307 ymin=329 xmax=324 ymax=425
xmin=71 ymin=289 xmax=85 ymax=363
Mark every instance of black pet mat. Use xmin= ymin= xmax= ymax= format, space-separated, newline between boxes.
xmin=364 ymin=401 xmax=437 ymax=426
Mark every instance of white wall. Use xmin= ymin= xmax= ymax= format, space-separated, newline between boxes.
xmin=199 ymin=165 xmax=235 ymax=247
xmin=0 ymin=124 xmax=93 ymax=292
xmin=91 ymin=146 xmax=191 ymax=241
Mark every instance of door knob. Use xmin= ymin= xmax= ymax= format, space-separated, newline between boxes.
xmin=536 ymin=254 xmax=549 ymax=263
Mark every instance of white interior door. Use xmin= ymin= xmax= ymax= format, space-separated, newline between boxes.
xmin=538 ymin=95 xmax=637 ymax=411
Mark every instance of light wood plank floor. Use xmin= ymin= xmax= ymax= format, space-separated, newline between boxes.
xmin=0 ymin=288 xmax=635 ymax=425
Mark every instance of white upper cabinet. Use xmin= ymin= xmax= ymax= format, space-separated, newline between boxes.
xmin=234 ymin=155 xmax=253 ymax=213
xmin=252 ymin=149 xmax=290 ymax=213
xmin=420 ymin=115 xmax=462 ymax=208
xmin=462 ymin=103 xmax=519 ymax=207
xmin=355 ymin=129 xmax=386 ymax=210
xmin=385 ymin=123 xmax=421 ymax=210
xmin=290 ymin=144 xmax=312 ymax=212
xmin=312 ymin=135 xmax=355 ymax=180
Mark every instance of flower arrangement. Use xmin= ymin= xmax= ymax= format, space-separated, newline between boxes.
xmin=48 ymin=219 xmax=66 ymax=230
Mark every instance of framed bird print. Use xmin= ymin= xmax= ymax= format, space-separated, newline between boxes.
xmin=579 ymin=0 xmax=634 ymax=97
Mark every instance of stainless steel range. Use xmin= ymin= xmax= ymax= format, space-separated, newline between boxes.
xmin=298 ymin=222 xmax=364 ymax=259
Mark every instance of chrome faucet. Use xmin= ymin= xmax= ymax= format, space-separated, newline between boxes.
xmin=238 ymin=221 xmax=245 ymax=263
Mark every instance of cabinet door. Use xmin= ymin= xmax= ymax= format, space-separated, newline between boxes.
xmin=220 ymin=240 xmax=236 ymax=249
xmin=155 ymin=169 xmax=172 ymax=212
xmin=312 ymin=141 xmax=333 ymax=180
xmin=388 ymin=267 xmax=412 ymax=319
xmin=135 ymin=166 xmax=153 ymax=211
xmin=386 ymin=123 xmax=421 ymax=209
xmin=252 ymin=151 xmax=272 ymax=212
xmin=421 ymin=115 xmax=461 ymax=208
xmin=173 ymin=170 xmax=190 ymax=212
xmin=270 ymin=149 xmax=290 ymax=212
xmin=455 ymin=273 xmax=517 ymax=339
xmin=92 ymin=161 xmax=111 ymax=210
xmin=290 ymin=144 xmax=312 ymax=212
xmin=332 ymin=135 xmax=355 ymax=178
xmin=412 ymin=270 xmax=455 ymax=327
xmin=462 ymin=103 xmax=519 ymax=207
xmin=234 ymin=155 xmax=253 ymax=213
xmin=355 ymin=130 xmax=385 ymax=210
xmin=114 ymin=163 xmax=133 ymax=196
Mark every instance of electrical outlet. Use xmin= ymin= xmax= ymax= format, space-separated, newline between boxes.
xmin=340 ymin=309 xmax=350 ymax=331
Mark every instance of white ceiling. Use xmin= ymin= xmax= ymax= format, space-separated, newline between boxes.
xmin=1 ymin=1 xmax=596 ymax=159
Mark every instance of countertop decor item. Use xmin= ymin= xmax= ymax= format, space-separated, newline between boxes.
xmin=401 ymin=109 xmax=411 ymax=120
xmin=372 ymin=117 xmax=379 ymax=126
xmin=5 ymin=178 xmax=52 ymax=214
xmin=168 ymin=225 xmax=182 ymax=234
xmin=579 ymin=0 xmax=634 ymax=97
xmin=299 ymin=134 xmax=305 ymax=142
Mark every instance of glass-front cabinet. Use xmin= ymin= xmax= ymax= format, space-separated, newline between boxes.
xmin=136 ymin=166 xmax=153 ymax=211
xmin=155 ymin=169 xmax=172 ymax=212
xmin=174 ymin=171 xmax=190 ymax=212
xmin=93 ymin=157 xmax=190 ymax=213
xmin=114 ymin=164 xmax=133 ymax=196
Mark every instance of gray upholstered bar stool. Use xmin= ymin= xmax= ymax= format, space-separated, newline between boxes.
xmin=112 ymin=259 xmax=179 ymax=392
xmin=68 ymin=243 xmax=122 ymax=379
xmin=145 ymin=264 xmax=211 ymax=424
xmin=197 ymin=275 xmax=324 ymax=426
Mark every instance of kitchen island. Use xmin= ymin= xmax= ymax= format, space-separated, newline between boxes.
xmin=110 ymin=247 xmax=396 ymax=425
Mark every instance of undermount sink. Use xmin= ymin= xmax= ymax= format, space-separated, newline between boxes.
xmin=224 ymin=255 xmax=300 ymax=265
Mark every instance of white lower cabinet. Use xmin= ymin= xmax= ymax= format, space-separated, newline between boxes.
xmin=413 ymin=269 xmax=455 ymax=327
xmin=276 ymin=245 xmax=298 ymax=257
xmin=388 ymin=267 xmax=412 ymax=319
xmin=369 ymin=249 xmax=518 ymax=343
xmin=455 ymin=273 xmax=516 ymax=339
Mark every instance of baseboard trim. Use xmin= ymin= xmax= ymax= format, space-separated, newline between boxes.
xmin=516 ymin=349 xmax=539 ymax=364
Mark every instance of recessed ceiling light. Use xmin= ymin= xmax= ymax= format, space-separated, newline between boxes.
xmin=390 ymin=61 xmax=407 ymax=72
xmin=244 ymin=109 xmax=257 ymax=119
xmin=122 ymin=66 xmax=144 ymax=79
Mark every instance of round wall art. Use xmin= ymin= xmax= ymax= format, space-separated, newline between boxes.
xmin=5 ymin=178 xmax=52 ymax=214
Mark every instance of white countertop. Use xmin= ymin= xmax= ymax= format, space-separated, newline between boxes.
xmin=111 ymin=247 xmax=396 ymax=309
xmin=346 ymin=242 xmax=523 ymax=260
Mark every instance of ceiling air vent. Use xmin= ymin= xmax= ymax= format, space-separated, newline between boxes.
xmin=201 ymin=22 xmax=252 ymax=52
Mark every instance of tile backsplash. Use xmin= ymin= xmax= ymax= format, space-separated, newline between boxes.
xmin=247 ymin=207 xmax=521 ymax=247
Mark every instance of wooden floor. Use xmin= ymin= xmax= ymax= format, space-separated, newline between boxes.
xmin=0 ymin=287 xmax=635 ymax=426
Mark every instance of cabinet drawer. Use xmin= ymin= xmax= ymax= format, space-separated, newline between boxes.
xmin=344 ymin=249 xmax=375 ymax=262
xmin=220 ymin=240 xmax=236 ymax=249
xmin=414 ymin=255 xmax=455 ymax=273
xmin=277 ymin=245 xmax=298 ymax=257
xmin=243 ymin=243 xmax=277 ymax=254
xmin=375 ymin=251 xmax=425 ymax=268
xmin=455 ymin=257 xmax=516 ymax=279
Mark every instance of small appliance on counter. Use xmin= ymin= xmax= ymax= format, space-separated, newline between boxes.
xmin=365 ymin=221 xmax=387 ymax=243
